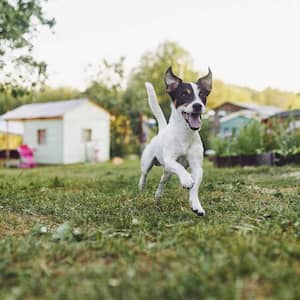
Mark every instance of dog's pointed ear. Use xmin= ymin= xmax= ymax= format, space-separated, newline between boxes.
xmin=165 ymin=66 xmax=182 ymax=92
xmin=198 ymin=67 xmax=212 ymax=94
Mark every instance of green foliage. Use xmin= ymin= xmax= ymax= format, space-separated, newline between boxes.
xmin=265 ymin=118 xmax=300 ymax=157
xmin=0 ymin=0 xmax=55 ymax=89
xmin=260 ymin=87 xmax=300 ymax=110
xmin=0 ymin=161 xmax=300 ymax=299
xmin=207 ymin=80 xmax=300 ymax=110
xmin=110 ymin=115 xmax=138 ymax=157
xmin=211 ymin=121 xmax=266 ymax=156
xmin=0 ymin=86 xmax=81 ymax=114
xmin=210 ymin=135 xmax=236 ymax=157
xmin=208 ymin=80 xmax=254 ymax=109
xmin=84 ymin=58 xmax=136 ymax=157
xmin=211 ymin=118 xmax=300 ymax=158
xmin=234 ymin=120 xmax=265 ymax=155
xmin=32 ymin=86 xmax=81 ymax=103
xmin=264 ymin=119 xmax=283 ymax=152
xmin=200 ymin=118 xmax=213 ymax=151
xmin=209 ymin=82 xmax=300 ymax=110
xmin=84 ymin=57 xmax=125 ymax=114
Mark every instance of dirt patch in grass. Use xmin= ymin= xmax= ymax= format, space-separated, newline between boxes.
xmin=0 ymin=210 xmax=50 ymax=236
xmin=238 ymin=278 xmax=271 ymax=300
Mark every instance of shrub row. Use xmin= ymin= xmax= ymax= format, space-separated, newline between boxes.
xmin=210 ymin=119 xmax=300 ymax=158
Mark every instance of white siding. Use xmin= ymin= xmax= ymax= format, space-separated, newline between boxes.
xmin=63 ymin=101 xmax=110 ymax=164
xmin=23 ymin=119 xmax=63 ymax=164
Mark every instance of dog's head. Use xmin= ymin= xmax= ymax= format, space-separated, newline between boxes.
xmin=164 ymin=66 xmax=212 ymax=131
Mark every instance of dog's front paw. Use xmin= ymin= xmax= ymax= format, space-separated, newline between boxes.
xmin=180 ymin=174 xmax=194 ymax=189
xmin=190 ymin=199 xmax=205 ymax=217
xmin=191 ymin=208 xmax=205 ymax=217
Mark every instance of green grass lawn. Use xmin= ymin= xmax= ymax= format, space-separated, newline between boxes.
xmin=0 ymin=160 xmax=299 ymax=300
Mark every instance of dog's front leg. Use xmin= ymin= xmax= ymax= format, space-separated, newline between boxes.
xmin=187 ymin=149 xmax=205 ymax=216
xmin=164 ymin=157 xmax=194 ymax=189
xmin=155 ymin=171 xmax=172 ymax=202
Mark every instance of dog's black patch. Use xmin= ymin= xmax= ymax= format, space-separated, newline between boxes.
xmin=192 ymin=208 xmax=205 ymax=217
xmin=164 ymin=66 xmax=212 ymax=130
xmin=197 ymin=68 xmax=212 ymax=104
xmin=177 ymin=156 xmax=189 ymax=169
xmin=164 ymin=66 xmax=211 ymax=108
xmin=197 ymin=85 xmax=208 ymax=105
xmin=165 ymin=66 xmax=212 ymax=107
xmin=153 ymin=157 xmax=161 ymax=166
xmin=168 ymin=82 xmax=195 ymax=108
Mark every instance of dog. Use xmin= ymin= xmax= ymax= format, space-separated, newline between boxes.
xmin=138 ymin=66 xmax=212 ymax=216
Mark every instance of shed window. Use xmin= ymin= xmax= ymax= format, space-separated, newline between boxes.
xmin=82 ymin=129 xmax=92 ymax=142
xmin=37 ymin=129 xmax=47 ymax=145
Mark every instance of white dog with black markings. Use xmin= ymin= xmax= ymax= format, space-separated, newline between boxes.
xmin=138 ymin=66 xmax=212 ymax=216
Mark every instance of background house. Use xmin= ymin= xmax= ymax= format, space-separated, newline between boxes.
xmin=218 ymin=110 xmax=259 ymax=137
xmin=213 ymin=101 xmax=282 ymax=118
xmin=263 ymin=109 xmax=300 ymax=132
xmin=213 ymin=101 xmax=283 ymax=136
xmin=1 ymin=99 xmax=110 ymax=164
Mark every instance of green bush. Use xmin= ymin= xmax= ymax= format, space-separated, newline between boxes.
xmin=200 ymin=118 xmax=213 ymax=151
xmin=210 ymin=118 xmax=300 ymax=158
xmin=210 ymin=120 xmax=265 ymax=157
xmin=235 ymin=120 xmax=265 ymax=155
xmin=210 ymin=135 xmax=236 ymax=157
xmin=265 ymin=118 xmax=300 ymax=157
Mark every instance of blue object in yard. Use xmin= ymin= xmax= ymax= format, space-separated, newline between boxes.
xmin=219 ymin=110 xmax=257 ymax=137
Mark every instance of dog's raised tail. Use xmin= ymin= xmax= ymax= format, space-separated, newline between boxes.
xmin=145 ymin=82 xmax=167 ymax=132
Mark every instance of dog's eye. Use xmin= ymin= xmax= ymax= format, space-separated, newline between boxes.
xmin=181 ymin=91 xmax=188 ymax=97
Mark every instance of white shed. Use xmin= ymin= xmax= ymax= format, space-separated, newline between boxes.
xmin=1 ymin=99 xmax=110 ymax=164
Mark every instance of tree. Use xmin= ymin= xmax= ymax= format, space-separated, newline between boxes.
xmin=31 ymin=86 xmax=81 ymax=103
xmin=84 ymin=57 xmax=136 ymax=157
xmin=0 ymin=86 xmax=81 ymax=115
xmin=0 ymin=0 xmax=55 ymax=92
xmin=124 ymin=41 xmax=199 ymax=118
xmin=84 ymin=57 xmax=125 ymax=114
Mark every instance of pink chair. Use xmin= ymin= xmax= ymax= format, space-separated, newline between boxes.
xmin=17 ymin=144 xmax=37 ymax=168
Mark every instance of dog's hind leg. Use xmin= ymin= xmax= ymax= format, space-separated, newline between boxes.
xmin=138 ymin=147 xmax=156 ymax=191
xmin=155 ymin=171 xmax=172 ymax=202
xmin=138 ymin=172 xmax=148 ymax=191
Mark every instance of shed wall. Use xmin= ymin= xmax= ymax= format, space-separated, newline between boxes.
xmin=63 ymin=102 xmax=110 ymax=164
xmin=23 ymin=119 xmax=63 ymax=164
xmin=220 ymin=116 xmax=253 ymax=137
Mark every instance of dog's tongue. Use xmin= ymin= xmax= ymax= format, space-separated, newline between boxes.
xmin=189 ymin=114 xmax=200 ymax=129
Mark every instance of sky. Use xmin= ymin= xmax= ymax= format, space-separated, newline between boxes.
xmin=32 ymin=0 xmax=300 ymax=92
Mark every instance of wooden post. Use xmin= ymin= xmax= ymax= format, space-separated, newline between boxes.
xmin=5 ymin=120 xmax=10 ymax=167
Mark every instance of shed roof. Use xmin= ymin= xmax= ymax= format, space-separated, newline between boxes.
xmin=1 ymin=98 xmax=109 ymax=121
xmin=220 ymin=109 xmax=260 ymax=123
xmin=214 ymin=101 xmax=282 ymax=118
xmin=267 ymin=109 xmax=300 ymax=119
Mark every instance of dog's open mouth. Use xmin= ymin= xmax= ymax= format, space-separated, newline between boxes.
xmin=182 ymin=112 xmax=201 ymax=130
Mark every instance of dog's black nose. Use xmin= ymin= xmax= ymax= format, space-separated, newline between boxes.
xmin=192 ymin=103 xmax=202 ymax=112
